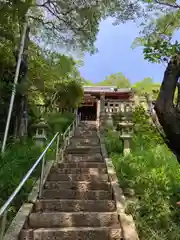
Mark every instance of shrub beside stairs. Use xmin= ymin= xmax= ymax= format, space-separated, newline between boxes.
xmin=9 ymin=122 xmax=138 ymax=240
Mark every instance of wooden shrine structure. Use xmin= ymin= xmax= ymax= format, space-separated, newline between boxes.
xmin=78 ymin=86 xmax=134 ymax=124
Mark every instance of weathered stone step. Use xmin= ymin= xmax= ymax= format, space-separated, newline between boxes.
xmin=73 ymin=134 xmax=98 ymax=138
xmin=34 ymin=199 xmax=116 ymax=212
xmin=77 ymin=124 xmax=96 ymax=127
xmin=56 ymin=161 xmax=106 ymax=168
xmin=70 ymin=137 xmax=99 ymax=144
xmin=65 ymin=146 xmax=101 ymax=154
xmin=47 ymin=173 xmax=109 ymax=182
xmin=20 ymin=227 xmax=122 ymax=240
xmin=74 ymin=130 xmax=98 ymax=137
xmin=49 ymin=167 xmax=107 ymax=175
xmin=69 ymin=142 xmax=99 ymax=147
xmin=42 ymin=189 xmax=112 ymax=200
xmin=44 ymin=181 xmax=111 ymax=191
xmin=65 ymin=153 xmax=103 ymax=162
xmin=28 ymin=212 xmax=119 ymax=228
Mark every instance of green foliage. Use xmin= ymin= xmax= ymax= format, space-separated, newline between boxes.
xmin=103 ymin=129 xmax=123 ymax=155
xmin=0 ymin=140 xmax=41 ymax=223
xmin=0 ymin=0 xmax=141 ymax=53
xmin=51 ymin=79 xmax=84 ymax=110
xmin=143 ymin=39 xmax=180 ymax=63
xmin=131 ymin=1 xmax=180 ymax=63
xmin=105 ymin=105 xmax=180 ymax=239
xmin=96 ymin=72 xmax=131 ymax=88
xmin=132 ymin=105 xmax=163 ymax=148
xmin=112 ymin=145 xmax=180 ymax=240
xmin=0 ymin=37 xmax=84 ymax=138
xmin=133 ymin=78 xmax=160 ymax=96
xmin=45 ymin=112 xmax=75 ymax=135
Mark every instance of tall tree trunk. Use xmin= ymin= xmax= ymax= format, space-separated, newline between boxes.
xmin=154 ymin=56 xmax=180 ymax=163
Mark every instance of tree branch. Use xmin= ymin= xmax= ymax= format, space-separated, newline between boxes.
xmin=154 ymin=0 xmax=180 ymax=9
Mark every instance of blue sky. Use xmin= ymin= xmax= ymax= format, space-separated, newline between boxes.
xmin=79 ymin=18 xmax=166 ymax=84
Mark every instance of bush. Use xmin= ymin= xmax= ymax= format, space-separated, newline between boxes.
xmin=0 ymin=140 xmax=41 ymax=225
xmin=132 ymin=105 xmax=163 ymax=149
xmin=105 ymin=106 xmax=180 ymax=240
xmin=104 ymin=129 xmax=123 ymax=155
xmin=45 ymin=111 xmax=75 ymax=136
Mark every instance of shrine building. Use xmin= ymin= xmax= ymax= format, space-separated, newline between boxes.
xmin=78 ymin=86 xmax=134 ymax=122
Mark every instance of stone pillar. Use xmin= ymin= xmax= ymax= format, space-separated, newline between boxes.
xmin=100 ymin=93 xmax=105 ymax=118
xmin=99 ymin=93 xmax=108 ymax=131
xmin=96 ymin=99 xmax=100 ymax=128
xmin=106 ymin=101 xmax=114 ymax=128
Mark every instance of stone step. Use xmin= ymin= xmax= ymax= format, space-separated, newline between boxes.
xmin=56 ymin=161 xmax=106 ymax=169
xmin=74 ymin=130 xmax=98 ymax=137
xmin=47 ymin=173 xmax=109 ymax=182
xmin=78 ymin=123 xmax=97 ymax=128
xmin=42 ymin=189 xmax=112 ymax=200
xmin=69 ymin=142 xmax=99 ymax=147
xmin=70 ymin=137 xmax=99 ymax=144
xmin=28 ymin=212 xmax=119 ymax=228
xmin=44 ymin=181 xmax=111 ymax=191
xmin=65 ymin=153 xmax=103 ymax=162
xmin=65 ymin=146 xmax=101 ymax=154
xmin=20 ymin=227 xmax=122 ymax=240
xmin=76 ymin=125 xmax=96 ymax=130
xmin=49 ymin=167 xmax=107 ymax=175
xmin=73 ymin=133 xmax=98 ymax=138
xmin=34 ymin=199 xmax=116 ymax=212
xmin=71 ymin=135 xmax=99 ymax=139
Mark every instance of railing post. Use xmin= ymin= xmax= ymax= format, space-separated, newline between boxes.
xmin=61 ymin=133 xmax=64 ymax=162
xmin=38 ymin=155 xmax=46 ymax=199
xmin=61 ymin=149 xmax=64 ymax=162
xmin=76 ymin=115 xmax=78 ymax=127
xmin=0 ymin=210 xmax=7 ymax=240
xmin=68 ymin=129 xmax=71 ymax=145
xmin=55 ymin=134 xmax=60 ymax=162
xmin=72 ymin=121 xmax=75 ymax=136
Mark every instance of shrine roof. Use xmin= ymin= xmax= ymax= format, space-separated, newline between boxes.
xmin=83 ymin=86 xmax=132 ymax=93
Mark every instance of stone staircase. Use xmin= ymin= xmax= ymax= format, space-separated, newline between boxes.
xmin=20 ymin=121 xmax=123 ymax=240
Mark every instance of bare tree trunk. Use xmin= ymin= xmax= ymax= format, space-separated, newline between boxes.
xmin=154 ymin=56 xmax=180 ymax=163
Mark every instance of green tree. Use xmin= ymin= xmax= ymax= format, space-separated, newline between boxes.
xmin=130 ymin=0 xmax=180 ymax=164
xmin=96 ymin=72 xmax=131 ymax=88
xmin=133 ymin=77 xmax=160 ymax=97
xmin=0 ymin=0 xmax=143 ymax=140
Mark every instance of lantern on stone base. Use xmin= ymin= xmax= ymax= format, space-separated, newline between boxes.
xmin=118 ymin=122 xmax=133 ymax=156
xmin=105 ymin=114 xmax=114 ymax=128
xmin=32 ymin=118 xmax=48 ymax=147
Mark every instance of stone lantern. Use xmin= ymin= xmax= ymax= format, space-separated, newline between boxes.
xmin=32 ymin=118 xmax=48 ymax=147
xmin=105 ymin=114 xmax=114 ymax=128
xmin=118 ymin=121 xmax=133 ymax=156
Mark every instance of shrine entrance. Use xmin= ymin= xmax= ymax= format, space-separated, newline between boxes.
xmin=78 ymin=94 xmax=97 ymax=121
xmin=78 ymin=102 xmax=97 ymax=121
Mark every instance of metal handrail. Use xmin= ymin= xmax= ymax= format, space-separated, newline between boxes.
xmin=0 ymin=114 xmax=80 ymax=239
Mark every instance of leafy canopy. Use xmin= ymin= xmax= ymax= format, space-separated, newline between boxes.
xmin=132 ymin=0 xmax=180 ymax=63
xmin=95 ymin=72 xmax=131 ymax=88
